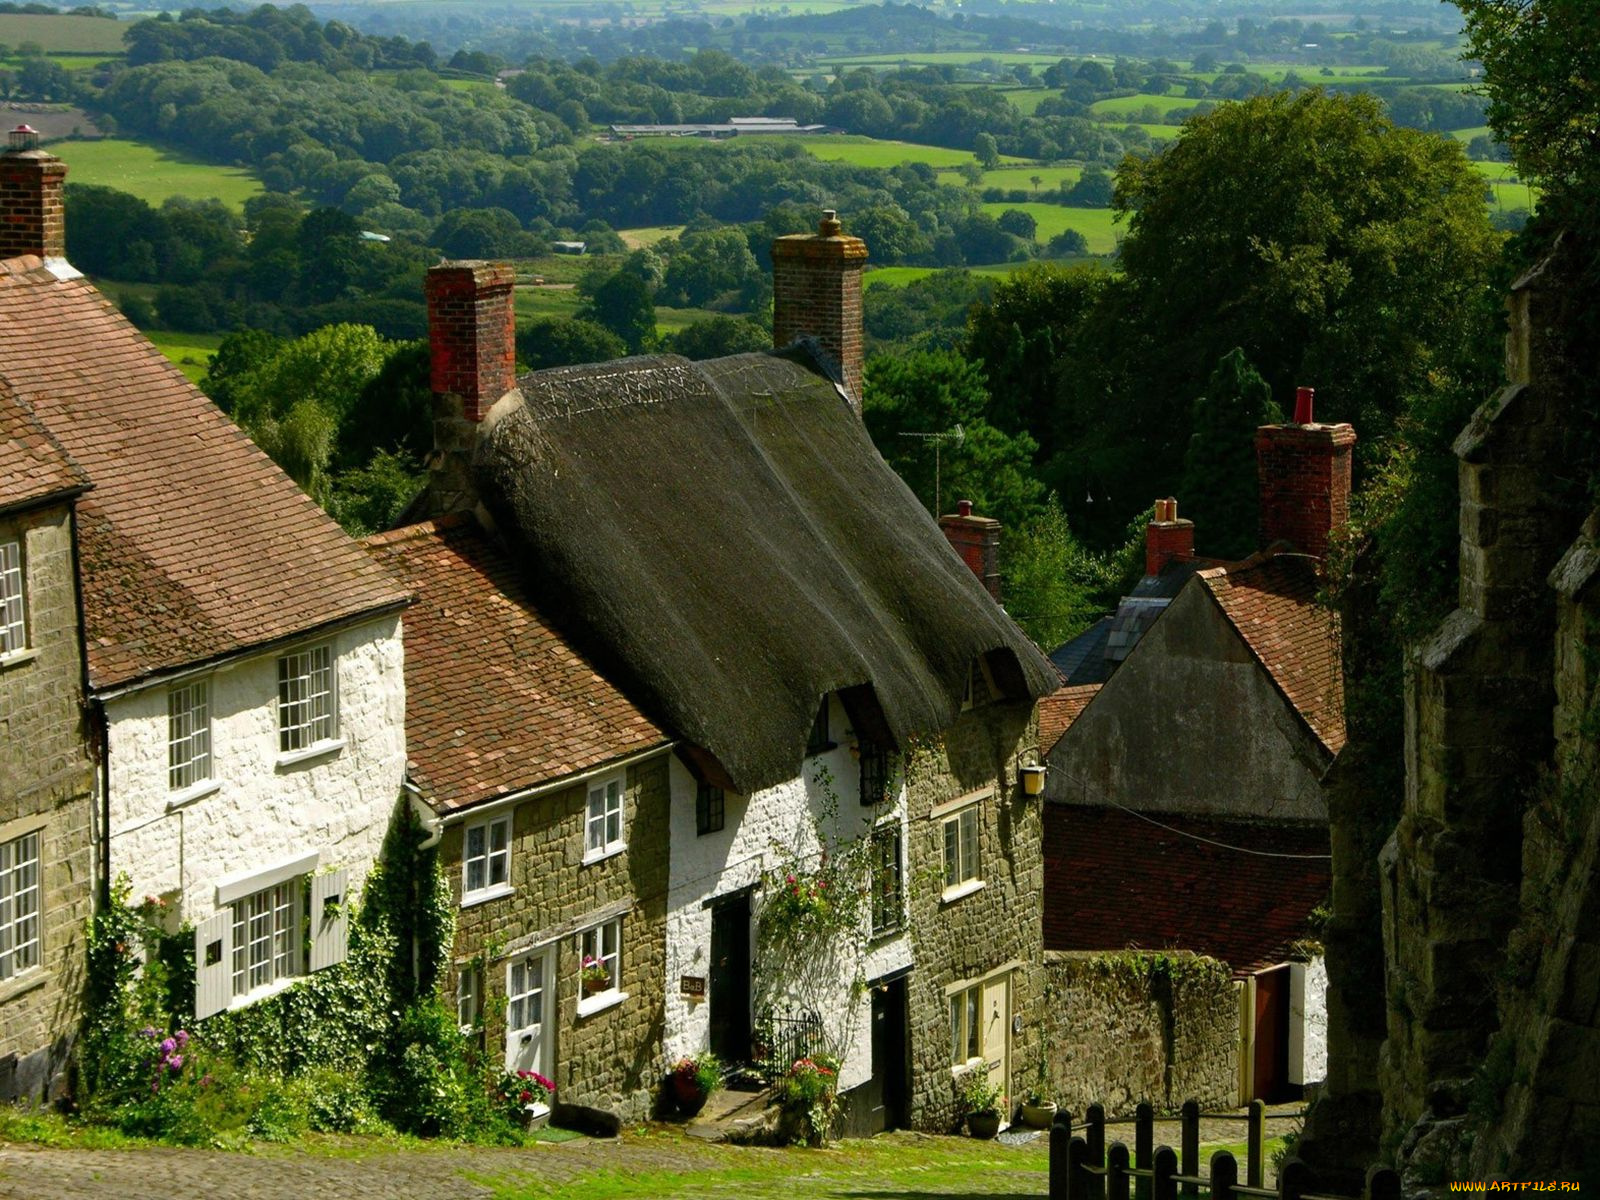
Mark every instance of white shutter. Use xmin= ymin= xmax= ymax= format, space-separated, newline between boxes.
xmin=194 ymin=908 xmax=232 ymax=1020
xmin=309 ymin=868 xmax=349 ymax=972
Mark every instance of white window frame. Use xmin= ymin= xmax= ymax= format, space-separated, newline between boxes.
xmin=0 ymin=539 xmax=26 ymax=658
xmin=457 ymin=963 xmax=482 ymax=1033
xmin=0 ymin=830 xmax=41 ymax=981
xmin=277 ymin=643 xmax=338 ymax=759
xmin=949 ymin=982 xmax=983 ymax=1067
xmin=462 ymin=814 xmax=512 ymax=904
xmin=230 ymin=879 xmax=301 ymax=999
xmin=577 ymin=916 xmax=625 ymax=1016
xmin=941 ymin=803 xmax=982 ymax=900
xmin=168 ymin=679 xmax=213 ymax=795
xmin=583 ymin=773 xmax=625 ymax=863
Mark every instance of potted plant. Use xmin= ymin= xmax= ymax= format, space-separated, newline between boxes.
xmin=960 ymin=1074 xmax=1004 ymax=1140
xmin=668 ymin=1051 xmax=723 ymax=1115
xmin=1020 ymin=1082 xmax=1058 ymax=1129
xmin=776 ymin=1054 xmax=842 ymax=1146
xmin=496 ymin=1068 xmax=555 ymax=1131
xmin=580 ymin=954 xmax=611 ymax=995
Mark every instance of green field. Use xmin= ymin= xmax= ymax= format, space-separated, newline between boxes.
xmin=514 ymin=285 xmax=585 ymax=324
xmin=758 ymin=134 xmax=1027 ymax=169
xmin=0 ymin=52 xmax=119 ymax=69
xmin=1003 ymin=87 xmax=1060 ymax=116
xmin=1090 ymin=92 xmax=1195 ymax=120
xmin=53 ymin=139 xmax=263 ymax=211
xmin=944 ymin=163 xmax=1084 ymax=192
xmin=0 ymin=12 xmax=127 ymax=52
xmin=145 ymin=331 xmax=224 ymax=384
xmin=655 ymin=304 xmax=728 ymax=333
xmin=979 ymin=202 xmax=1123 ymax=254
xmin=1452 ymin=126 xmax=1492 ymax=143
xmin=824 ymin=50 xmax=1070 ymax=69
xmin=1472 ymin=160 xmax=1536 ymax=210
xmin=619 ymin=225 xmax=684 ymax=249
xmin=864 ymin=262 xmax=1038 ymax=288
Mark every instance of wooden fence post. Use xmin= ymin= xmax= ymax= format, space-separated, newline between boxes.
xmin=1246 ymin=1099 xmax=1266 ymax=1189
xmin=1154 ymin=1146 xmax=1178 ymax=1200
xmin=1050 ymin=1113 xmax=1072 ymax=1200
xmin=1135 ymin=1102 xmax=1154 ymax=1200
xmin=1108 ymin=1142 xmax=1131 ymax=1200
xmin=1180 ymin=1100 xmax=1200 ymax=1199
xmin=1277 ymin=1157 xmax=1310 ymax=1200
xmin=1365 ymin=1166 xmax=1402 ymax=1200
xmin=1069 ymin=1135 xmax=1091 ymax=1200
xmin=1211 ymin=1149 xmax=1238 ymax=1200
xmin=1086 ymin=1103 xmax=1107 ymax=1200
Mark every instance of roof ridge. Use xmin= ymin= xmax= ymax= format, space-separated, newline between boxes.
xmin=363 ymin=511 xmax=473 ymax=547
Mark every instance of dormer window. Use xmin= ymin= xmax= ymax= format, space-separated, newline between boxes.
xmin=805 ymin=698 xmax=832 ymax=755
xmin=961 ymin=657 xmax=996 ymax=711
xmin=859 ymin=744 xmax=891 ymax=807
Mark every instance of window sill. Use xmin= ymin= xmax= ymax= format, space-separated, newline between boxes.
xmin=461 ymin=884 xmax=515 ymax=909
xmin=577 ymin=988 xmax=627 ymax=1018
xmin=0 ymin=967 xmax=47 ymax=1005
xmin=869 ymin=923 xmax=905 ymax=944
xmin=167 ymin=779 xmax=222 ymax=811
xmin=227 ymin=974 xmax=303 ymax=1012
xmin=949 ymin=1056 xmax=986 ymax=1078
xmin=940 ymin=879 xmax=986 ymax=906
xmin=0 ymin=647 xmax=37 ymax=671
xmin=275 ymin=738 xmax=345 ymax=770
xmin=581 ymin=845 xmax=625 ymax=867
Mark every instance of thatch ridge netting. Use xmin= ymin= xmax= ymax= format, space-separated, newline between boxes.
xmin=475 ymin=347 xmax=1057 ymax=794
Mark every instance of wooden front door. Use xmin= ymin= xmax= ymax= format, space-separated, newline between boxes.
xmin=1253 ymin=966 xmax=1290 ymax=1101
xmin=866 ymin=976 xmax=910 ymax=1134
xmin=709 ymin=892 xmax=752 ymax=1064
xmin=981 ymin=972 xmax=1011 ymax=1113
xmin=506 ymin=947 xmax=553 ymax=1076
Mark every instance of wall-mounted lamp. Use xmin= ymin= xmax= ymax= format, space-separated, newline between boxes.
xmin=1019 ymin=765 xmax=1047 ymax=797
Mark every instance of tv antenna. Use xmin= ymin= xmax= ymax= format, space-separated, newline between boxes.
xmin=897 ymin=424 xmax=965 ymax=516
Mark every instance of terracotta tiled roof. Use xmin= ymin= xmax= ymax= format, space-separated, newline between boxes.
xmin=364 ymin=516 xmax=671 ymax=812
xmin=1199 ymin=552 xmax=1346 ymax=756
xmin=1038 ymin=684 xmax=1101 ymax=755
xmin=0 ymin=255 xmax=410 ymax=689
xmin=1042 ymin=803 xmax=1331 ymax=976
xmin=0 ymin=384 xmax=89 ymax=513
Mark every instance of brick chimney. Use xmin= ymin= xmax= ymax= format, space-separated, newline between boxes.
xmin=772 ymin=209 xmax=867 ymax=412
xmin=0 ymin=126 xmax=67 ymax=263
xmin=939 ymin=499 xmax=1002 ymax=603
xmin=1144 ymin=497 xmax=1195 ymax=577
xmin=425 ymin=260 xmax=517 ymax=515
xmin=1255 ymin=386 xmax=1357 ymax=559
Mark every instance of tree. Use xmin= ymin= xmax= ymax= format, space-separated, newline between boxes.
xmin=995 ymin=209 xmax=1037 ymax=241
xmin=665 ymin=315 xmax=769 ymax=361
xmin=580 ymin=271 xmax=656 ymax=353
xmin=515 ymin=317 xmax=627 ymax=370
xmin=973 ymin=132 xmax=1000 ymax=170
xmin=1179 ymin=349 xmax=1282 ymax=559
xmin=1001 ymin=504 xmax=1117 ymax=651
xmin=863 ymin=350 xmax=1045 ymax=530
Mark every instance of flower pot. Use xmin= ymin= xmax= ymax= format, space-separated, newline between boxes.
xmin=519 ymin=1101 xmax=551 ymax=1131
xmin=1020 ymin=1101 xmax=1057 ymax=1129
xmin=968 ymin=1110 xmax=1002 ymax=1140
xmin=583 ymin=975 xmax=609 ymax=996
xmin=671 ymin=1071 xmax=707 ymax=1116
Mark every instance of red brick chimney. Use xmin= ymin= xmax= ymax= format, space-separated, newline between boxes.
xmin=0 ymin=126 xmax=67 ymax=263
xmin=425 ymin=260 xmax=517 ymax=515
xmin=939 ymin=499 xmax=1002 ymax=603
xmin=1255 ymin=387 xmax=1357 ymax=559
xmin=1145 ymin=497 xmax=1195 ymax=577
xmin=772 ymin=209 xmax=867 ymax=412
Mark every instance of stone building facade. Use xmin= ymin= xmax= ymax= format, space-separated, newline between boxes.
xmin=444 ymin=757 xmax=671 ymax=1122
xmin=0 ymin=432 xmax=94 ymax=1103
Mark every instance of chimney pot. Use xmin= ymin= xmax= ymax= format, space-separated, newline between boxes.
xmin=820 ymin=209 xmax=841 ymax=236
xmin=1294 ymin=386 xmax=1315 ymax=425
xmin=1145 ymin=495 xmax=1195 ymax=577
xmin=8 ymin=125 xmax=39 ymax=151
xmin=957 ymin=499 xmax=972 ymax=517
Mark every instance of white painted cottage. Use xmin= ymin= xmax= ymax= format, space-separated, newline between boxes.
xmin=0 ymin=132 xmax=412 ymax=1020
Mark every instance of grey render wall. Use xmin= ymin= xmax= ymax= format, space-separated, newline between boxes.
xmin=904 ymin=696 xmax=1046 ymax=1132
xmin=1046 ymin=582 xmax=1329 ymax=821
xmin=442 ymin=756 xmax=670 ymax=1122
xmin=1043 ymin=952 xmax=1238 ymax=1114
xmin=0 ymin=503 xmax=94 ymax=1103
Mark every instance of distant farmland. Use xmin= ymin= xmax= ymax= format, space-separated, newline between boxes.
xmin=53 ymin=139 xmax=263 ymax=211
xmin=0 ymin=13 xmax=127 ymax=53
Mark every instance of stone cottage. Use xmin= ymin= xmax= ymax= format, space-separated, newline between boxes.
xmin=364 ymin=515 xmax=673 ymax=1122
xmin=0 ymin=128 xmax=412 ymax=1024
xmin=414 ymin=213 xmax=1058 ymax=1133
xmin=0 ymin=388 xmax=95 ymax=1103
xmin=1039 ymin=397 xmax=1352 ymax=1107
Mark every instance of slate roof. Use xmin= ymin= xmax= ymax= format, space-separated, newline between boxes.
xmin=1042 ymin=803 xmax=1331 ymax=976
xmin=0 ymin=384 xmax=89 ymax=514
xmin=474 ymin=345 xmax=1059 ymax=796
xmin=0 ymin=254 xmax=410 ymax=689
xmin=1051 ymin=616 xmax=1111 ymax=685
xmin=364 ymin=516 xmax=670 ymax=813
xmin=1199 ymin=552 xmax=1345 ymax=756
xmin=1038 ymin=684 xmax=1100 ymax=755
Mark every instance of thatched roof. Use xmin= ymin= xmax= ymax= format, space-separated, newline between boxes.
xmin=474 ymin=345 xmax=1057 ymax=795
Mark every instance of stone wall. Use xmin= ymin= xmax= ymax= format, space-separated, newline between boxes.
xmin=444 ymin=754 xmax=671 ymax=1123
xmin=0 ymin=502 xmax=94 ymax=1103
xmin=1043 ymin=952 xmax=1238 ymax=1114
xmin=903 ymin=696 xmax=1046 ymax=1132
